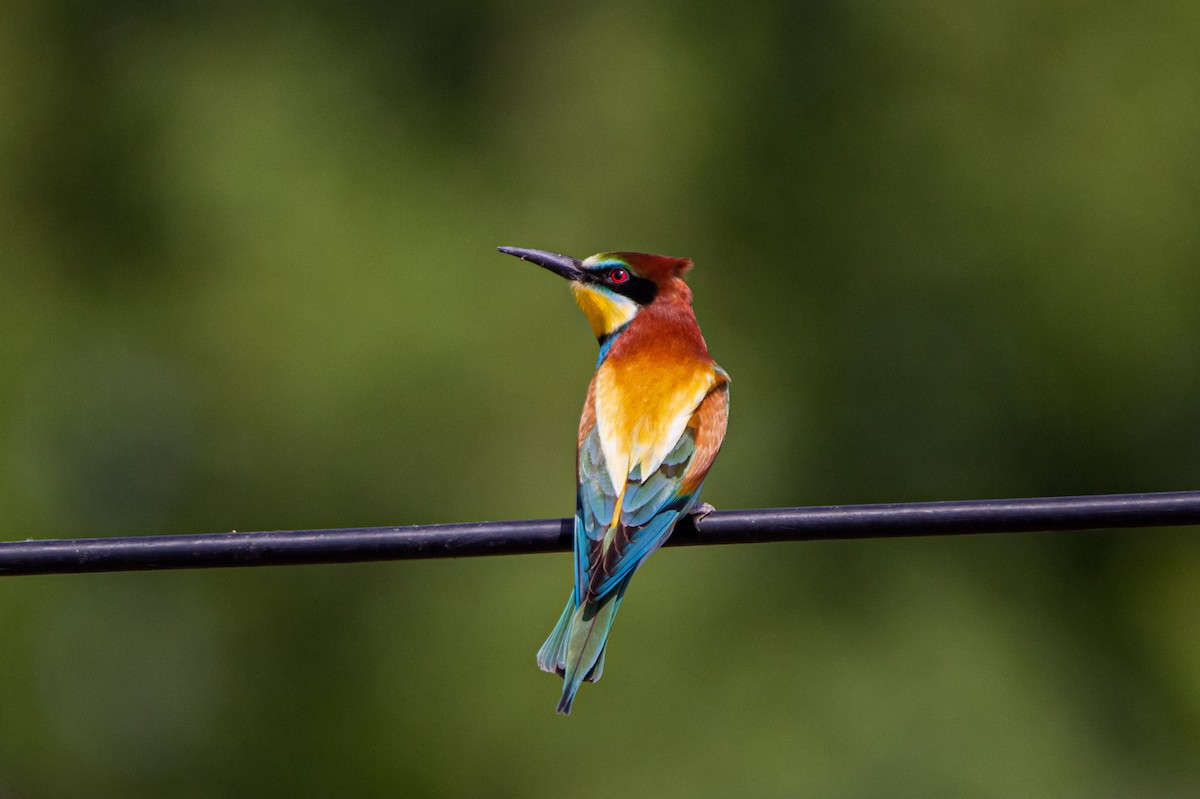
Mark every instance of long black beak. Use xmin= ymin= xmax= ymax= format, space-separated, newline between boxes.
xmin=497 ymin=246 xmax=584 ymax=281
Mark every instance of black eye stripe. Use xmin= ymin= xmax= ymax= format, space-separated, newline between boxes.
xmin=583 ymin=265 xmax=657 ymax=305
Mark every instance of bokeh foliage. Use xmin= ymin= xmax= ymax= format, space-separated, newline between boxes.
xmin=2 ymin=0 xmax=1200 ymax=796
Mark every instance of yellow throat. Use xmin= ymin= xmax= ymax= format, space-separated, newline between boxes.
xmin=571 ymin=283 xmax=639 ymax=339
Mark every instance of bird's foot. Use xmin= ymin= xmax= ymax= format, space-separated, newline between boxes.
xmin=689 ymin=502 xmax=716 ymax=522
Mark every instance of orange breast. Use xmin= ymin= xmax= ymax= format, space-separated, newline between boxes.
xmin=592 ymin=341 xmax=718 ymax=493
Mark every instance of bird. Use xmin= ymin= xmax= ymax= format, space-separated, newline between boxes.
xmin=497 ymin=245 xmax=729 ymax=714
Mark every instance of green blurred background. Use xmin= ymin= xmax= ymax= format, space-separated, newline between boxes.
xmin=2 ymin=0 xmax=1200 ymax=796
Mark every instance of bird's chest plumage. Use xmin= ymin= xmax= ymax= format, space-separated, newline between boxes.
xmin=590 ymin=338 xmax=715 ymax=494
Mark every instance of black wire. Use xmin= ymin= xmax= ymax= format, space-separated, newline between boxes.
xmin=1 ymin=490 xmax=1198 ymax=577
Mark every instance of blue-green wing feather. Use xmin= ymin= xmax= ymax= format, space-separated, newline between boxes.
xmin=575 ymin=426 xmax=618 ymax=604
xmin=577 ymin=426 xmax=702 ymax=603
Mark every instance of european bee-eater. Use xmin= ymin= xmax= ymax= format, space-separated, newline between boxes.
xmin=498 ymin=246 xmax=730 ymax=714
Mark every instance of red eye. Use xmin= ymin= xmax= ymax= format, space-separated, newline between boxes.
xmin=607 ymin=267 xmax=629 ymax=284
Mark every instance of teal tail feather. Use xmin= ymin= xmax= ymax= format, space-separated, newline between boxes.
xmin=537 ymin=579 xmax=631 ymax=715
xmin=536 ymin=594 xmax=575 ymax=676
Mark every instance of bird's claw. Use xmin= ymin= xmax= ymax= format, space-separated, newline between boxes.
xmin=689 ymin=502 xmax=716 ymax=522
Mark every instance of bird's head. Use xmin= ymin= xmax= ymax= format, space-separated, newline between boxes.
xmin=498 ymin=246 xmax=693 ymax=341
